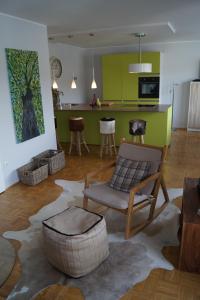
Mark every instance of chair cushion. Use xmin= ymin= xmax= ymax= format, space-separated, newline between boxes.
xmin=118 ymin=143 xmax=161 ymax=194
xmin=83 ymin=183 xmax=148 ymax=209
xmin=108 ymin=156 xmax=151 ymax=193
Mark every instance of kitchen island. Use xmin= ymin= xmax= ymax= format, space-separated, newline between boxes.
xmin=55 ymin=104 xmax=172 ymax=147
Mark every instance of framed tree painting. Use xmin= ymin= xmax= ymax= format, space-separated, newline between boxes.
xmin=6 ymin=48 xmax=45 ymax=143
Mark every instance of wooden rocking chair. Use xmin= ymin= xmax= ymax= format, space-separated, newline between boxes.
xmin=83 ymin=142 xmax=169 ymax=239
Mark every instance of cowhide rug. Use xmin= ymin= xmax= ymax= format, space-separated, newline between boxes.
xmin=3 ymin=180 xmax=182 ymax=300
xmin=0 ymin=236 xmax=16 ymax=287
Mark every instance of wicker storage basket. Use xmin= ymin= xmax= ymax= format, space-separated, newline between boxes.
xmin=17 ymin=161 xmax=48 ymax=186
xmin=33 ymin=150 xmax=65 ymax=175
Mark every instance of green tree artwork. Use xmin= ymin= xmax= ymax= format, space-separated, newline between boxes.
xmin=6 ymin=48 xmax=45 ymax=143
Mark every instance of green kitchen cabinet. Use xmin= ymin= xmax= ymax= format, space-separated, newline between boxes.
xmin=102 ymin=52 xmax=160 ymax=101
xmin=122 ymin=53 xmax=138 ymax=100
xmin=102 ymin=54 xmax=123 ymax=100
xmin=55 ymin=105 xmax=172 ymax=147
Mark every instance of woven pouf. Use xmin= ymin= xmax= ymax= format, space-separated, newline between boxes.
xmin=42 ymin=206 xmax=109 ymax=278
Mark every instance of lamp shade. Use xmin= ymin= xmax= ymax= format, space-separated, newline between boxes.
xmin=91 ymin=67 xmax=97 ymax=89
xmin=128 ymin=63 xmax=152 ymax=73
xmin=52 ymin=79 xmax=58 ymax=89
xmin=71 ymin=79 xmax=77 ymax=89
xmin=129 ymin=33 xmax=152 ymax=74
xmin=91 ymin=79 xmax=97 ymax=89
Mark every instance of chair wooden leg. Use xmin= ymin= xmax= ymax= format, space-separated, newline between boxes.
xmin=161 ymin=176 xmax=169 ymax=203
xmin=125 ymin=212 xmax=132 ymax=239
xmin=148 ymin=197 xmax=157 ymax=220
xmin=83 ymin=196 xmax=88 ymax=209
xmin=147 ymin=176 xmax=162 ymax=220
xmin=148 ymin=178 xmax=169 ymax=221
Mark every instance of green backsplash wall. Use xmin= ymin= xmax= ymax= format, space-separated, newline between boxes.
xmin=102 ymin=52 xmax=160 ymax=103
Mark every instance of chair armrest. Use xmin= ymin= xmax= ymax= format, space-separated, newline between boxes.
xmin=130 ymin=172 xmax=161 ymax=194
xmin=85 ymin=160 xmax=116 ymax=187
xmin=127 ymin=172 xmax=161 ymax=210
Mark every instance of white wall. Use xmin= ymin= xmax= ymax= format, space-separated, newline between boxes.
xmin=88 ymin=41 xmax=200 ymax=128
xmin=0 ymin=13 xmax=57 ymax=189
xmin=49 ymin=42 xmax=90 ymax=104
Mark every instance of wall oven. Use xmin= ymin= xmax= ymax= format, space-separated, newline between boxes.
xmin=138 ymin=77 xmax=160 ymax=98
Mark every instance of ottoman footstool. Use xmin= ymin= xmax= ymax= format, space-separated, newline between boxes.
xmin=42 ymin=206 xmax=109 ymax=278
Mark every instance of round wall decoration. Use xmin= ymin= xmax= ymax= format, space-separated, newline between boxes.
xmin=50 ymin=56 xmax=62 ymax=78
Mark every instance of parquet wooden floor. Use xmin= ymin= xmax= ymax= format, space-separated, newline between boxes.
xmin=0 ymin=129 xmax=200 ymax=299
xmin=32 ymin=284 xmax=84 ymax=300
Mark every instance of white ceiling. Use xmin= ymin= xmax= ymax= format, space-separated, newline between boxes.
xmin=0 ymin=0 xmax=200 ymax=48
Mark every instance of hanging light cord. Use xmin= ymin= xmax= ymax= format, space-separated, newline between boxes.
xmin=92 ymin=67 xmax=95 ymax=79
xmin=92 ymin=53 xmax=95 ymax=77
xmin=138 ymin=35 xmax=141 ymax=64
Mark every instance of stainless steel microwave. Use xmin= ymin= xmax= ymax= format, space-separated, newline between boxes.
xmin=138 ymin=77 xmax=159 ymax=98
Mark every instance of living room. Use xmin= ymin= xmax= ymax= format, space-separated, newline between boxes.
xmin=0 ymin=1 xmax=200 ymax=299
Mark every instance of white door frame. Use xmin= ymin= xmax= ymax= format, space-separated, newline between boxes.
xmin=0 ymin=160 xmax=5 ymax=193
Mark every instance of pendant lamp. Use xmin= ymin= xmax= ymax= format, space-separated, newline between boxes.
xmin=129 ymin=33 xmax=152 ymax=73
xmin=71 ymin=73 xmax=77 ymax=89
xmin=91 ymin=67 xmax=97 ymax=89
xmin=91 ymin=53 xmax=97 ymax=89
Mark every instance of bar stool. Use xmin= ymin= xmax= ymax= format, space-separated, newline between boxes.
xmin=54 ymin=116 xmax=62 ymax=150
xmin=68 ymin=117 xmax=89 ymax=156
xmin=129 ymin=119 xmax=146 ymax=144
xmin=100 ymin=117 xmax=117 ymax=158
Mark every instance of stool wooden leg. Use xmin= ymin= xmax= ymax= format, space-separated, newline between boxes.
xmin=105 ymin=135 xmax=109 ymax=155
xmin=81 ymin=132 xmax=90 ymax=153
xmin=69 ymin=131 xmax=73 ymax=155
xmin=103 ymin=135 xmax=107 ymax=156
xmin=112 ymin=133 xmax=117 ymax=155
xmin=100 ymin=134 xmax=104 ymax=158
xmin=56 ymin=129 xmax=62 ymax=151
xmin=75 ymin=132 xmax=78 ymax=154
xmin=140 ymin=135 xmax=144 ymax=144
xmin=132 ymin=136 xmax=137 ymax=143
xmin=109 ymin=134 xmax=112 ymax=156
xmin=77 ymin=132 xmax=82 ymax=156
